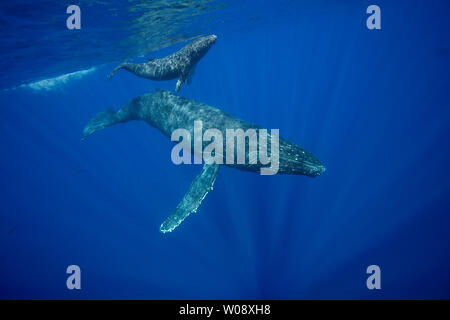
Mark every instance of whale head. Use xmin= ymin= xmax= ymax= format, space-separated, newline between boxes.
xmin=191 ymin=35 xmax=217 ymax=58
xmin=196 ymin=34 xmax=217 ymax=46
xmin=198 ymin=34 xmax=217 ymax=51
xmin=204 ymin=34 xmax=217 ymax=46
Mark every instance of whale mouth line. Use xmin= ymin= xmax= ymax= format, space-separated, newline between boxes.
xmin=309 ymin=164 xmax=326 ymax=176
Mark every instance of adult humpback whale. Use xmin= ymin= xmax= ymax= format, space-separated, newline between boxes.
xmin=82 ymin=90 xmax=325 ymax=233
xmin=108 ymin=35 xmax=217 ymax=92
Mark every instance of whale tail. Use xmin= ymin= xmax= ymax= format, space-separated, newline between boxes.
xmin=108 ymin=64 xmax=124 ymax=79
xmin=82 ymin=108 xmax=118 ymax=140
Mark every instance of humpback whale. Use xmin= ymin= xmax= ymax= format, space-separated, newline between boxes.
xmin=82 ymin=90 xmax=325 ymax=233
xmin=108 ymin=35 xmax=217 ymax=92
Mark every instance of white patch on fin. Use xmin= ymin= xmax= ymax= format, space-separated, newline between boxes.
xmin=175 ymin=78 xmax=184 ymax=92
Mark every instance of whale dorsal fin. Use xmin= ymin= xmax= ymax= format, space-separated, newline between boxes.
xmin=160 ymin=163 xmax=220 ymax=233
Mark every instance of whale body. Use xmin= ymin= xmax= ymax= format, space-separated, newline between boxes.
xmin=108 ymin=35 xmax=217 ymax=92
xmin=83 ymin=90 xmax=325 ymax=233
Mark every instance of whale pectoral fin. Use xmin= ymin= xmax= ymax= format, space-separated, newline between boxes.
xmin=175 ymin=78 xmax=185 ymax=92
xmin=160 ymin=163 xmax=220 ymax=233
xmin=186 ymin=64 xmax=197 ymax=85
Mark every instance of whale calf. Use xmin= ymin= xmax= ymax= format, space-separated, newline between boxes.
xmin=108 ymin=35 xmax=217 ymax=92
xmin=82 ymin=90 xmax=325 ymax=233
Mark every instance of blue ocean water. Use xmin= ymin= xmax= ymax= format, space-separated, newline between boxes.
xmin=0 ymin=0 xmax=449 ymax=299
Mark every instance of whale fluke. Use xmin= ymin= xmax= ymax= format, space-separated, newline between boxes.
xmin=108 ymin=65 xmax=123 ymax=79
xmin=160 ymin=163 xmax=220 ymax=233
xmin=82 ymin=109 xmax=118 ymax=140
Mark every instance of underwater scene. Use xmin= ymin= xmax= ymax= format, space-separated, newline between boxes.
xmin=0 ymin=0 xmax=449 ymax=299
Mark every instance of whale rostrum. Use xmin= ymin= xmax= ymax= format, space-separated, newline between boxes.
xmin=82 ymin=89 xmax=325 ymax=233
xmin=108 ymin=35 xmax=217 ymax=92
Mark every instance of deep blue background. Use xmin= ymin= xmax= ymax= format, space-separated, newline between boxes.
xmin=0 ymin=1 xmax=449 ymax=299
